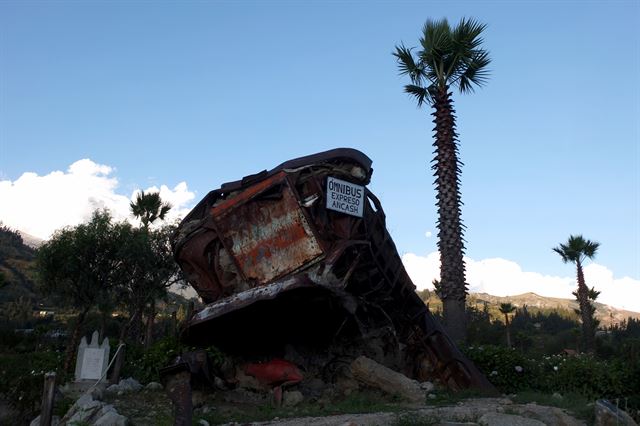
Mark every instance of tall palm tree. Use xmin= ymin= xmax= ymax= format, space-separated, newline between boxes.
xmin=130 ymin=191 xmax=171 ymax=349
xmin=394 ymin=18 xmax=490 ymax=343
xmin=553 ymin=235 xmax=600 ymax=352
xmin=130 ymin=190 xmax=172 ymax=230
xmin=499 ymin=302 xmax=516 ymax=348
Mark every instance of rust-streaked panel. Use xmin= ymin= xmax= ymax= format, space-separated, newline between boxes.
xmin=212 ymin=178 xmax=323 ymax=285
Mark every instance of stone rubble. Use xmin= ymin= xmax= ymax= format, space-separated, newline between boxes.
xmin=32 ymin=378 xmax=143 ymax=426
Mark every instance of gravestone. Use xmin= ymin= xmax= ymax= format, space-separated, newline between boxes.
xmin=74 ymin=331 xmax=110 ymax=382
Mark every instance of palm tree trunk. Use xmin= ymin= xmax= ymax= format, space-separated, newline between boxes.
xmin=432 ymin=88 xmax=468 ymax=344
xmin=504 ymin=314 xmax=512 ymax=348
xmin=576 ymin=261 xmax=595 ymax=352
xmin=99 ymin=310 xmax=108 ymax=342
xmin=109 ymin=308 xmax=142 ymax=385
xmin=63 ymin=306 xmax=91 ymax=374
xmin=144 ymin=300 xmax=155 ymax=349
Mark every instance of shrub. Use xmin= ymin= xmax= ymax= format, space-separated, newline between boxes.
xmin=464 ymin=344 xmax=640 ymax=419
xmin=464 ymin=345 xmax=535 ymax=393
xmin=121 ymin=336 xmax=182 ymax=384
xmin=120 ymin=336 xmax=227 ymax=385
xmin=0 ymin=350 xmax=63 ymax=423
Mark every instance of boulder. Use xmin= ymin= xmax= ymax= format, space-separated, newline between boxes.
xmin=350 ymin=356 xmax=423 ymax=403
xmin=595 ymin=399 xmax=638 ymax=426
xmin=94 ymin=410 xmax=128 ymax=426
xmin=145 ymin=382 xmax=163 ymax=391
xmin=517 ymin=402 xmax=586 ymax=426
xmin=91 ymin=386 xmax=105 ymax=401
xmin=118 ymin=377 xmax=142 ymax=392
xmin=420 ymin=381 xmax=435 ymax=392
xmin=53 ymin=392 xmax=130 ymax=426
xmin=283 ymin=390 xmax=304 ymax=407
xmin=65 ymin=399 xmax=103 ymax=425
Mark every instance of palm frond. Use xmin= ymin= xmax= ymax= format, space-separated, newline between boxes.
xmin=420 ymin=18 xmax=452 ymax=56
xmin=419 ymin=18 xmax=453 ymax=85
xmin=452 ymin=18 xmax=488 ymax=53
xmin=393 ymin=44 xmax=426 ymax=85
xmin=499 ymin=302 xmax=515 ymax=314
xmin=395 ymin=17 xmax=489 ymax=99
xmin=404 ymin=84 xmax=432 ymax=107
xmin=130 ymin=190 xmax=172 ymax=228
xmin=456 ymin=49 xmax=491 ymax=93
xmin=554 ymin=235 xmax=600 ymax=264
xmin=553 ymin=244 xmax=572 ymax=263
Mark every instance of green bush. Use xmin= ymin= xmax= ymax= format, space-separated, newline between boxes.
xmin=0 ymin=350 xmax=63 ymax=423
xmin=464 ymin=344 xmax=640 ymax=418
xmin=121 ymin=337 xmax=181 ymax=384
xmin=464 ymin=345 xmax=535 ymax=393
xmin=121 ymin=337 xmax=225 ymax=384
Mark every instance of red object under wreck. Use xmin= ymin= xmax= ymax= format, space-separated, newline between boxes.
xmin=170 ymin=148 xmax=496 ymax=393
xmin=244 ymin=358 xmax=304 ymax=387
xmin=244 ymin=358 xmax=304 ymax=406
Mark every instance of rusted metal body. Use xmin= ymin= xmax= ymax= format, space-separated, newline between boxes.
xmin=171 ymin=148 xmax=494 ymax=392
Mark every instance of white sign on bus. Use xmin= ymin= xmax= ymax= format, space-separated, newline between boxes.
xmin=326 ymin=176 xmax=365 ymax=218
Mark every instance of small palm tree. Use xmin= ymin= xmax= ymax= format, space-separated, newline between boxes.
xmin=553 ymin=235 xmax=600 ymax=352
xmin=499 ymin=302 xmax=516 ymax=348
xmin=130 ymin=190 xmax=171 ymax=229
xmin=394 ymin=18 xmax=491 ymax=343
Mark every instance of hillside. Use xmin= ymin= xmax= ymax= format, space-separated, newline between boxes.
xmin=0 ymin=225 xmax=38 ymax=304
xmin=17 ymin=230 xmax=44 ymax=248
xmin=472 ymin=292 xmax=640 ymax=328
xmin=419 ymin=289 xmax=639 ymax=329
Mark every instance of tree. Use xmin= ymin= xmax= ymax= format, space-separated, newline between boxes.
xmin=37 ymin=210 xmax=127 ymax=373
xmin=130 ymin=190 xmax=171 ymax=230
xmin=394 ymin=18 xmax=491 ymax=343
xmin=130 ymin=191 xmax=172 ymax=348
xmin=553 ymin=234 xmax=600 ymax=352
xmin=499 ymin=303 xmax=516 ymax=348
xmin=109 ymin=224 xmax=181 ymax=383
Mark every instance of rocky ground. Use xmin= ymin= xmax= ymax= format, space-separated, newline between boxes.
xmin=37 ymin=379 xmax=596 ymax=426
xmin=27 ymin=354 xmax=638 ymax=426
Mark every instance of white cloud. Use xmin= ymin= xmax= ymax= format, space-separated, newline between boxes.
xmin=424 ymin=231 xmax=432 ymax=238
xmin=402 ymin=251 xmax=640 ymax=312
xmin=0 ymin=159 xmax=196 ymax=239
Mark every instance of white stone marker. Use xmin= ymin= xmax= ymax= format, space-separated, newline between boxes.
xmin=74 ymin=331 xmax=110 ymax=382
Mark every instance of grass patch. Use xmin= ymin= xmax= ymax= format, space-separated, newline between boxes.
xmin=199 ymin=391 xmax=406 ymax=425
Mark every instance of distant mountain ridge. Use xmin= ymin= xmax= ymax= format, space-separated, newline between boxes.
xmin=469 ymin=291 xmax=640 ymax=328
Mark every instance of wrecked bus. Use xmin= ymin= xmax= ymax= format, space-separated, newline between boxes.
xmin=166 ymin=148 xmax=493 ymax=401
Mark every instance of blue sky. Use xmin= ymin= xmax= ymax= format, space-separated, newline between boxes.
xmin=1 ymin=1 xmax=639 ymax=306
